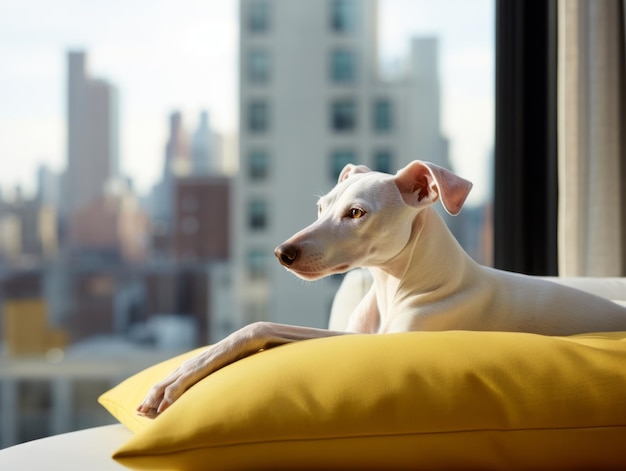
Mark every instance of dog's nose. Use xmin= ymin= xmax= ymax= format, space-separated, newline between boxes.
xmin=274 ymin=243 xmax=299 ymax=267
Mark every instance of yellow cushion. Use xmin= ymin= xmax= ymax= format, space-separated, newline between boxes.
xmin=99 ymin=331 xmax=626 ymax=470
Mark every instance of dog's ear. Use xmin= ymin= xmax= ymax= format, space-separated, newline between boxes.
xmin=338 ymin=164 xmax=371 ymax=183
xmin=395 ymin=161 xmax=473 ymax=215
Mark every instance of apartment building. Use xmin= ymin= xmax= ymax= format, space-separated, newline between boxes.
xmin=235 ymin=0 xmax=452 ymax=329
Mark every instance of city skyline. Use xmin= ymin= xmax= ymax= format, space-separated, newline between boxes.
xmin=0 ymin=1 xmax=495 ymax=448
xmin=0 ymin=0 xmax=493 ymax=204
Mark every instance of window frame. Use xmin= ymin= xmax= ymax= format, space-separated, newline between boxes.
xmin=372 ymin=99 xmax=393 ymax=132
xmin=248 ymin=101 xmax=270 ymax=133
xmin=330 ymin=49 xmax=357 ymax=83
xmin=372 ymin=149 xmax=393 ymax=174
xmin=330 ymin=149 xmax=357 ymax=181
xmin=248 ymin=199 xmax=268 ymax=230
xmin=330 ymin=99 xmax=357 ymax=132
xmin=248 ymin=149 xmax=270 ymax=181
xmin=248 ymin=0 xmax=271 ymax=33
xmin=330 ymin=0 xmax=357 ymax=33
xmin=248 ymin=49 xmax=270 ymax=84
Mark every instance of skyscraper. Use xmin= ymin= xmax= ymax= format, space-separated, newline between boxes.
xmin=165 ymin=111 xmax=190 ymax=177
xmin=151 ymin=111 xmax=191 ymax=232
xmin=37 ymin=164 xmax=61 ymax=208
xmin=65 ymin=51 xmax=119 ymax=216
xmin=192 ymin=111 xmax=221 ymax=175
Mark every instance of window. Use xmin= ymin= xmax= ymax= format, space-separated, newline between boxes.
xmin=249 ymin=50 xmax=270 ymax=84
xmin=373 ymin=150 xmax=393 ymax=174
xmin=1 ymin=0 xmax=496 ymax=450
xmin=248 ymin=199 xmax=268 ymax=230
xmin=249 ymin=1 xmax=270 ymax=33
xmin=247 ymin=248 xmax=268 ymax=279
xmin=373 ymin=99 xmax=393 ymax=132
xmin=248 ymin=101 xmax=269 ymax=133
xmin=181 ymin=216 xmax=199 ymax=235
xmin=331 ymin=100 xmax=357 ymax=132
xmin=248 ymin=149 xmax=269 ymax=180
xmin=181 ymin=195 xmax=198 ymax=212
xmin=330 ymin=0 xmax=356 ymax=33
xmin=330 ymin=150 xmax=357 ymax=181
xmin=330 ymin=50 xmax=357 ymax=83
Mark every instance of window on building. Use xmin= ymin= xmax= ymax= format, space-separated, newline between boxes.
xmin=248 ymin=101 xmax=269 ymax=133
xmin=247 ymin=248 xmax=268 ymax=279
xmin=373 ymin=149 xmax=393 ymax=174
xmin=249 ymin=50 xmax=270 ymax=84
xmin=330 ymin=50 xmax=357 ymax=83
xmin=331 ymin=100 xmax=357 ymax=132
xmin=248 ymin=199 xmax=268 ymax=230
xmin=330 ymin=0 xmax=356 ymax=33
xmin=249 ymin=0 xmax=270 ymax=33
xmin=373 ymin=99 xmax=393 ymax=132
xmin=248 ymin=149 xmax=269 ymax=180
xmin=181 ymin=195 xmax=198 ymax=213
xmin=181 ymin=216 xmax=199 ymax=235
xmin=330 ymin=150 xmax=357 ymax=181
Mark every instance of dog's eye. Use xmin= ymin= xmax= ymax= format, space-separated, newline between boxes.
xmin=349 ymin=208 xmax=365 ymax=219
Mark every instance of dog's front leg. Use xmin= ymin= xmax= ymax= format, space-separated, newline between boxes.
xmin=136 ymin=321 xmax=350 ymax=418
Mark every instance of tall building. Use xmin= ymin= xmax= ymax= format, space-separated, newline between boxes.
xmin=191 ymin=111 xmax=222 ymax=175
xmin=165 ymin=111 xmax=191 ymax=177
xmin=65 ymin=51 xmax=119 ymax=216
xmin=151 ymin=112 xmax=190 ymax=233
xmin=235 ymin=0 xmax=452 ymax=329
xmin=36 ymin=165 xmax=61 ymax=208
xmin=409 ymin=37 xmax=449 ymax=173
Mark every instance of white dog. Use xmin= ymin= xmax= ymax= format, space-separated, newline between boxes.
xmin=137 ymin=160 xmax=626 ymax=418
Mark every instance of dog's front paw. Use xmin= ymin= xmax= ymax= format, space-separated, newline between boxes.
xmin=135 ymin=331 xmax=260 ymax=418
xmin=135 ymin=347 xmax=219 ymax=418
xmin=135 ymin=386 xmax=172 ymax=419
xmin=135 ymin=405 xmax=160 ymax=419
xmin=135 ymin=367 xmax=187 ymax=418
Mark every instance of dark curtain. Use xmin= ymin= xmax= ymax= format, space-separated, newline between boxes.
xmin=494 ymin=0 xmax=559 ymax=275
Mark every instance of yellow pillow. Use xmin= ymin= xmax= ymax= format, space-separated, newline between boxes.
xmin=99 ymin=331 xmax=626 ymax=470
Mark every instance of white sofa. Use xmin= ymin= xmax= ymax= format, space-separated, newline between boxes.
xmin=329 ymin=269 xmax=626 ymax=331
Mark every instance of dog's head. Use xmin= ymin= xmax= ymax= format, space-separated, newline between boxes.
xmin=274 ymin=160 xmax=473 ymax=280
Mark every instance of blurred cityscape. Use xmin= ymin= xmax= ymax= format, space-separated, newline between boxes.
xmin=0 ymin=0 xmax=493 ymax=448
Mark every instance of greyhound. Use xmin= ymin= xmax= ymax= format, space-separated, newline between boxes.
xmin=137 ymin=160 xmax=626 ymax=418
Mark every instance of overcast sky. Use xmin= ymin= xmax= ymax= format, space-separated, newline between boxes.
xmin=0 ymin=0 xmax=493 ymax=204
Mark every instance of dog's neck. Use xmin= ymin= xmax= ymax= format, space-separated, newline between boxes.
xmin=369 ymin=208 xmax=475 ymax=316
